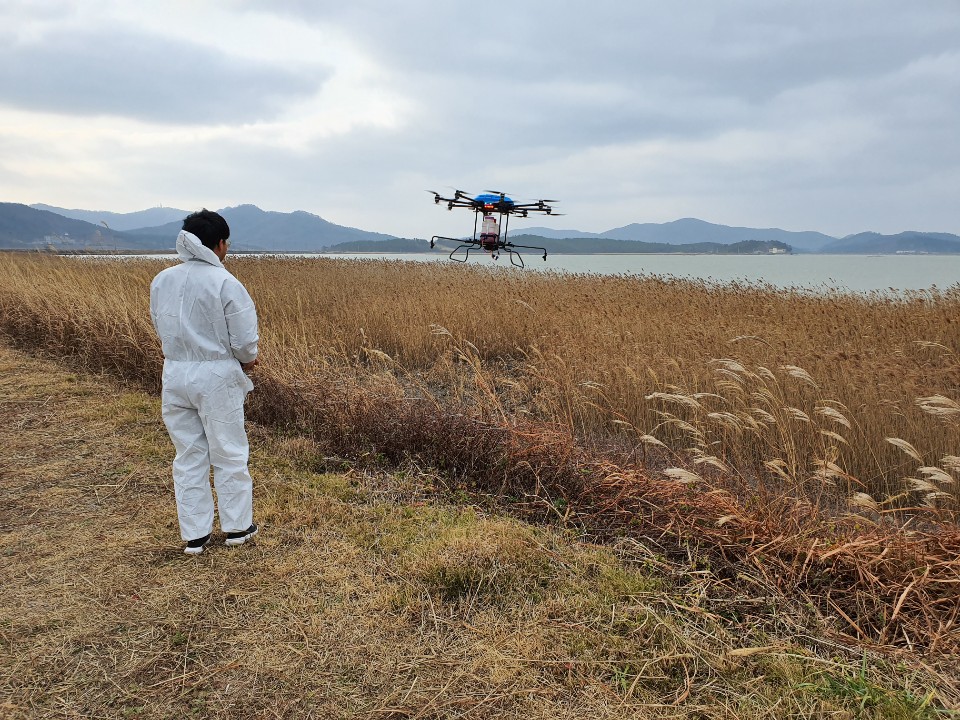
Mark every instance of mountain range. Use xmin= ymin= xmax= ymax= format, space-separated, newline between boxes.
xmin=0 ymin=202 xmax=958 ymax=254
xmin=3 ymin=203 xmax=398 ymax=252
xmin=519 ymin=218 xmax=837 ymax=253
xmin=29 ymin=204 xmax=188 ymax=232
xmin=122 ymin=204 xmax=398 ymax=252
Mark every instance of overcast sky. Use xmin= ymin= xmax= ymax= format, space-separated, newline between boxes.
xmin=2 ymin=1 xmax=959 ymax=238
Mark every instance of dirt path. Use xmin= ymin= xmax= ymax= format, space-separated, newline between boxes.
xmin=0 ymin=344 xmax=635 ymax=718
xmin=0 ymin=345 xmax=363 ymax=716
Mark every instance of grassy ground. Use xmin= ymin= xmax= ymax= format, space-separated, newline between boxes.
xmin=1 ymin=342 xmax=956 ymax=718
xmin=3 ymin=255 xmax=960 ymax=655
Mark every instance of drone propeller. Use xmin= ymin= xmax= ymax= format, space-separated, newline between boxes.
xmin=428 ymin=187 xmax=562 ymax=223
xmin=512 ymin=199 xmax=559 ymax=208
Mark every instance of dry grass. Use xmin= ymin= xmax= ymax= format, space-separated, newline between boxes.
xmin=3 ymin=255 xmax=958 ymax=500
xmin=1 ymin=343 xmax=955 ymax=718
xmin=1 ymin=254 xmax=959 ymax=661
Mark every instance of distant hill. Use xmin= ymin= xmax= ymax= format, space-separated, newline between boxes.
xmin=127 ymin=204 xmax=400 ymax=252
xmin=512 ymin=227 xmax=605 ymax=240
xmin=820 ymin=231 xmax=960 ymax=254
xmin=4 ymin=203 xmax=403 ymax=252
xmin=324 ymin=238 xmax=433 ymax=253
xmin=511 ymin=235 xmax=792 ymax=255
xmin=29 ymin=204 xmax=189 ymax=231
xmin=520 ymin=218 xmax=835 ymax=252
xmin=0 ymin=203 xmax=163 ymax=251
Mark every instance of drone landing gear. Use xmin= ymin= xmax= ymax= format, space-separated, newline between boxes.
xmin=503 ymin=242 xmax=548 ymax=269
xmin=430 ymin=236 xmax=547 ymax=268
xmin=431 ymin=235 xmax=473 ymax=263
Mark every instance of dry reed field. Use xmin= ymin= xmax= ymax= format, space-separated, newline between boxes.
xmin=5 ymin=255 xmax=959 ymax=499
xmin=0 ymin=339 xmax=954 ymax=718
xmin=1 ymin=254 xmax=959 ymax=679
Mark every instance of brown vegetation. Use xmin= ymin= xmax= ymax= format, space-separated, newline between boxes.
xmin=1 ymin=343 xmax=954 ymax=718
xmin=1 ymin=254 xmax=959 ymax=665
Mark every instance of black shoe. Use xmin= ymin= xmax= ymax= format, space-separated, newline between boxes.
xmin=224 ymin=523 xmax=258 ymax=547
xmin=184 ymin=533 xmax=212 ymax=555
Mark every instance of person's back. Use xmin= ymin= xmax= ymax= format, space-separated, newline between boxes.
xmin=149 ymin=209 xmax=260 ymax=555
xmin=151 ymin=254 xmax=257 ymax=364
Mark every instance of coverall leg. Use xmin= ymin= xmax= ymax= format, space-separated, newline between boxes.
xmin=198 ymin=368 xmax=253 ymax=534
xmin=162 ymin=363 xmax=253 ymax=540
xmin=162 ymin=395 xmax=215 ymax=541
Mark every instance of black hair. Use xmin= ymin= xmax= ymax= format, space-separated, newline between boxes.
xmin=182 ymin=209 xmax=230 ymax=251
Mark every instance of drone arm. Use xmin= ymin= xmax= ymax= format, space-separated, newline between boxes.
xmin=510 ymin=202 xmax=558 ymax=212
xmin=431 ymin=235 xmax=467 ymax=249
xmin=432 ymin=236 xmax=483 ymax=263
xmin=433 ymin=195 xmax=482 ymax=211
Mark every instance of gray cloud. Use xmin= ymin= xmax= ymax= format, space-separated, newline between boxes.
xmin=4 ymin=1 xmax=960 ymax=237
xmin=0 ymin=28 xmax=328 ymax=123
xmin=247 ymin=3 xmax=960 ymax=89
xmin=242 ymin=1 xmax=960 ymax=145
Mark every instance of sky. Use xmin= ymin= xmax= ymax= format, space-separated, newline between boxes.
xmin=1 ymin=1 xmax=959 ymax=239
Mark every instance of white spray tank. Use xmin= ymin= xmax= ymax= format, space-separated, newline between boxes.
xmin=480 ymin=214 xmax=499 ymax=246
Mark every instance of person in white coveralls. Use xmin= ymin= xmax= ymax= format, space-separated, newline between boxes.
xmin=149 ymin=209 xmax=259 ymax=555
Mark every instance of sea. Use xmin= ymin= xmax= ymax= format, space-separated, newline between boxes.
xmin=306 ymin=252 xmax=960 ymax=295
xmin=74 ymin=252 xmax=960 ymax=295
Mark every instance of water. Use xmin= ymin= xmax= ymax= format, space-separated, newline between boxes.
xmin=69 ymin=252 xmax=960 ymax=294
xmin=321 ymin=252 xmax=960 ymax=294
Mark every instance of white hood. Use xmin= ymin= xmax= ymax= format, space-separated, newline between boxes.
xmin=176 ymin=230 xmax=224 ymax=269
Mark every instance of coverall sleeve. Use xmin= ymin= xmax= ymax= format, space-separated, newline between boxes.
xmin=222 ymin=279 xmax=259 ymax=364
xmin=148 ymin=279 xmax=160 ymax=336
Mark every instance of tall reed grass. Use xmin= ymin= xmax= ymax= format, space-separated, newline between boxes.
xmin=2 ymin=254 xmax=959 ymax=652
xmin=2 ymin=254 xmax=958 ymax=510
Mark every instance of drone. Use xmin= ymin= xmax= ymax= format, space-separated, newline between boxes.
xmin=428 ymin=189 xmax=562 ymax=268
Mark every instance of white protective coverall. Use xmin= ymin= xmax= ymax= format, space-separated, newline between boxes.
xmin=149 ymin=230 xmax=259 ymax=541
